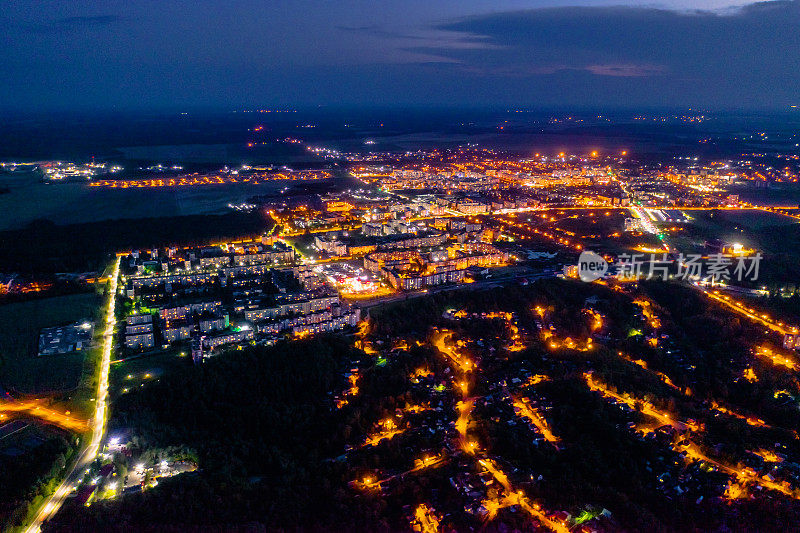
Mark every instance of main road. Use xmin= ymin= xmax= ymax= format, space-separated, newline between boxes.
xmin=24 ymin=256 xmax=121 ymax=533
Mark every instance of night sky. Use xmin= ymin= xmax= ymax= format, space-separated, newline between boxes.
xmin=2 ymin=0 xmax=799 ymax=111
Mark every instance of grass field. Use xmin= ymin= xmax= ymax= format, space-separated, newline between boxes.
xmin=0 ymin=292 xmax=102 ymax=395
xmin=662 ymin=209 xmax=800 ymax=255
xmin=0 ymin=170 xmax=297 ymax=231
xmin=690 ymin=208 xmax=796 ymax=231
xmin=669 ymin=209 xmax=800 ymax=288
xmin=110 ymin=349 xmax=191 ymax=400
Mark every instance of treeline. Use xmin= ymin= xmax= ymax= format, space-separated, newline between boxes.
xmin=0 ymin=211 xmax=270 ymax=273
xmin=749 ymin=292 xmax=800 ymax=324
xmin=638 ymin=281 xmax=800 ymax=427
xmin=475 ymin=373 xmax=800 ymax=532
xmin=44 ymin=337 xmax=390 ymax=532
xmin=0 ymin=434 xmax=79 ymax=531
xmin=368 ymin=279 xmax=637 ymax=340
xmin=39 ymin=279 xmax=800 ymax=532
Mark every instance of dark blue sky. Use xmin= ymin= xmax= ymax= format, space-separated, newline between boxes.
xmin=2 ymin=1 xmax=798 ymax=111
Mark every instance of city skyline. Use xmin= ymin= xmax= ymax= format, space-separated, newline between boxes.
xmin=5 ymin=3 xmax=800 ymax=532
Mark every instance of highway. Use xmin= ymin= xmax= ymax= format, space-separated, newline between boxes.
xmin=24 ymin=256 xmax=120 ymax=533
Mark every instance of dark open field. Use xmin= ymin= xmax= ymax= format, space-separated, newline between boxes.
xmin=0 ymin=292 xmax=102 ymax=395
xmin=110 ymin=349 xmax=192 ymax=401
xmin=668 ymin=209 xmax=800 ymax=288
xmin=0 ymin=211 xmax=270 ymax=273
xmin=0 ymin=170 xmax=290 ymax=231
